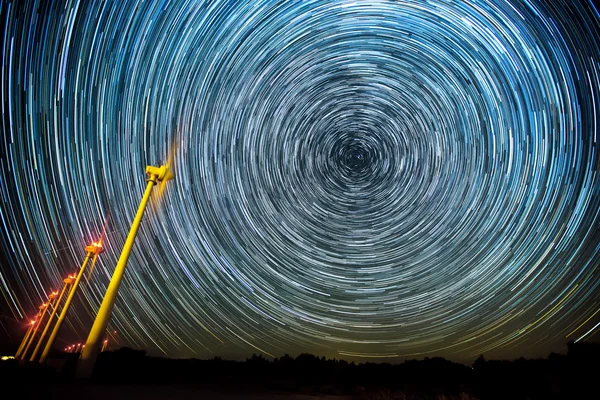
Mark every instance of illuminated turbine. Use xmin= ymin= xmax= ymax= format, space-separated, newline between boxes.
xmin=29 ymin=275 xmax=74 ymax=362
xmin=78 ymin=161 xmax=174 ymax=378
xmin=19 ymin=292 xmax=58 ymax=360
xmin=39 ymin=241 xmax=104 ymax=363
xmin=14 ymin=307 xmax=43 ymax=358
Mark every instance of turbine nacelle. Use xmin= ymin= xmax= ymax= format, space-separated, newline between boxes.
xmin=145 ymin=165 xmax=174 ymax=182
xmin=85 ymin=240 xmax=104 ymax=255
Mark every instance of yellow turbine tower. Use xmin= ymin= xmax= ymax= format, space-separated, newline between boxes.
xmin=78 ymin=161 xmax=174 ymax=378
xmin=39 ymin=241 xmax=104 ymax=363
xmin=20 ymin=291 xmax=58 ymax=360
xmin=14 ymin=307 xmax=43 ymax=358
xmin=29 ymin=275 xmax=74 ymax=362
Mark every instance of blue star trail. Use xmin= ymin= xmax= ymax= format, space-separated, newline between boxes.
xmin=0 ymin=0 xmax=599 ymax=362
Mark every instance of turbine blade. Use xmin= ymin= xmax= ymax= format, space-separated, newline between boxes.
xmin=86 ymin=254 xmax=100 ymax=281
xmin=166 ymin=138 xmax=177 ymax=169
xmin=154 ymin=136 xmax=177 ymax=206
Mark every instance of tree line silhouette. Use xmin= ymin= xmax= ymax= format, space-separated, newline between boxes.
xmin=2 ymin=341 xmax=599 ymax=399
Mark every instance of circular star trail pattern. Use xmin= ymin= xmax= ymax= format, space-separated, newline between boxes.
xmin=1 ymin=0 xmax=600 ymax=361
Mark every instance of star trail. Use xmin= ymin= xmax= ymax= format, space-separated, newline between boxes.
xmin=0 ymin=0 xmax=599 ymax=362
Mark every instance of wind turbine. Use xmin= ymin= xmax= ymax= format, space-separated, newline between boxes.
xmin=19 ymin=291 xmax=58 ymax=360
xmin=14 ymin=306 xmax=43 ymax=358
xmin=39 ymin=241 xmax=104 ymax=363
xmin=29 ymin=274 xmax=75 ymax=362
xmin=78 ymin=147 xmax=175 ymax=378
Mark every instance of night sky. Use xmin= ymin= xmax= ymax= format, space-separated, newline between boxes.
xmin=0 ymin=0 xmax=599 ymax=364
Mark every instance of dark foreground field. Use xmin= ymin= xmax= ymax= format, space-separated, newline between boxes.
xmin=28 ymin=384 xmax=354 ymax=400
xmin=11 ymin=381 xmax=476 ymax=400
xmin=3 ymin=341 xmax=599 ymax=400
